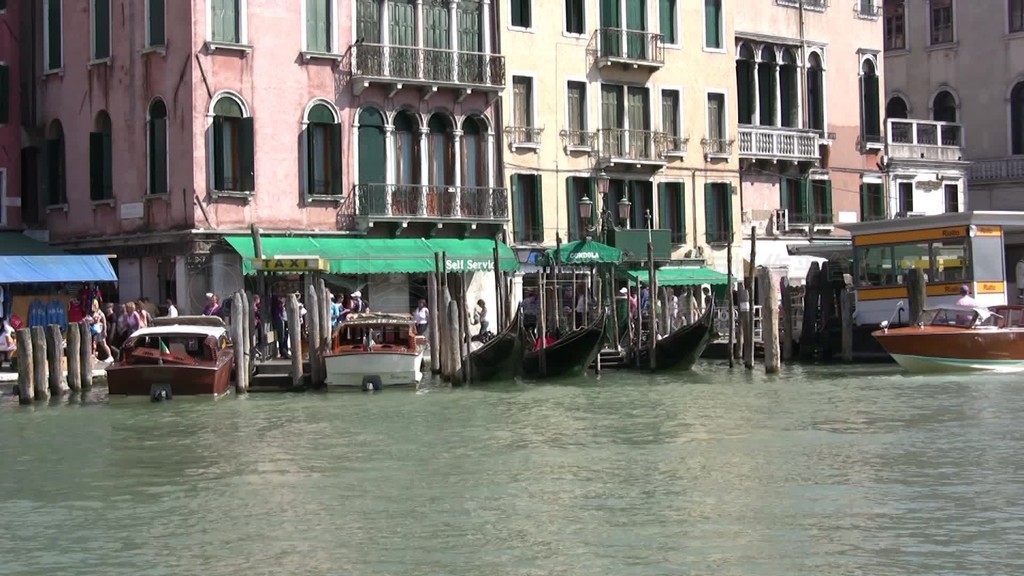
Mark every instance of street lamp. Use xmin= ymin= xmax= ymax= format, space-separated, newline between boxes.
xmin=617 ymin=195 xmax=632 ymax=228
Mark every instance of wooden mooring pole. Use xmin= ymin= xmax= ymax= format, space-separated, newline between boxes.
xmin=841 ymin=287 xmax=855 ymax=363
xmin=79 ymin=320 xmax=93 ymax=389
xmin=232 ymin=292 xmax=249 ymax=393
xmin=759 ymin=267 xmax=780 ymax=374
xmin=745 ymin=227 xmax=757 ymax=370
xmin=287 ymin=294 xmax=303 ymax=388
xmin=907 ymin=268 xmax=926 ymax=325
xmin=66 ymin=322 xmax=82 ymax=392
xmin=780 ymin=277 xmax=794 ymax=362
xmin=727 ymin=240 xmax=735 ymax=368
xmin=46 ymin=324 xmax=68 ymax=396
xmin=800 ymin=262 xmax=821 ymax=362
xmin=306 ymin=283 xmax=322 ymax=388
xmin=428 ymin=254 xmax=441 ymax=375
xmin=31 ymin=326 xmax=50 ymax=401
xmin=647 ymin=241 xmax=658 ymax=372
xmin=15 ymin=328 xmax=33 ymax=404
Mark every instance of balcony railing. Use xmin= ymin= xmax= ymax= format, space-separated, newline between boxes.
xmin=706 ymin=230 xmax=733 ymax=245
xmin=738 ymin=125 xmax=820 ymax=162
xmin=505 ymin=126 xmax=543 ymax=149
xmin=969 ymin=157 xmax=1024 ymax=183
xmin=560 ymin=129 xmax=596 ymax=150
xmin=589 ymin=28 xmax=665 ymax=69
xmin=787 ymin=212 xmax=834 ymax=226
xmin=597 ymin=129 xmax=668 ymax=164
xmin=775 ymin=0 xmax=827 ymax=10
xmin=350 ymin=44 xmax=505 ymax=93
xmin=701 ymin=137 xmax=734 ymax=158
xmin=886 ymin=119 xmax=964 ymax=162
xmin=661 ymin=134 xmax=689 ymax=156
xmin=355 ymin=184 xmax=509 ymax=220
xmin=853 ymin=1 xmax=881 ymax=19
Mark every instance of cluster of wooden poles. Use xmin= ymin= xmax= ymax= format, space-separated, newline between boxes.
xmin=14 ymin=321 xmax=96 ymax=404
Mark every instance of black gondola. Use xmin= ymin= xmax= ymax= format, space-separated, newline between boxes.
xmin=634 ymin=301 xmax=716 ymax=371
xmin=462 ymin=309 xmax=525 ymax=383
xmin=522 ymin=311 xmax=607 ymax=379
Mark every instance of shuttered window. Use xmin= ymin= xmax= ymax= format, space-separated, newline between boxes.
xmin=661 ymin=89 xmax=680 ymax=149
xmin=513 ymin=76 xmax=533 ymax=128
xmin=0 ymin=65 xmax=8 ymax=124
xmin=512 ymin=174 xmax=543 ymax=243
xmin=567 ymin=81 xmax=586 ymax=132
xmin=659 ymin=0 xmax=676 ymax=44
xmin=306 ymin=0 xmax=331 ymax=52
xmin=658 ymin=182 xmax=685 ymax=244
xmin=810 ymin=180 xmax=833 ymax=224
xmin=306 ymin=104 xmax=342 ymax=197
xmin=707 ymin=92 xmax=725 ymax=143
xmin=90 ymin=114 xmax=114 ymax=201
xmin=92 ymin=0 xmax=111 ymax=60
xmin=511 ymin=0 xmax=532 ymax=28
xmin=944 ymin=184 xmax=959 ymax=213
xmin=458 ymin=2 xmax=482 ymax=52
xmin=860 ymin=183 xmax=885 ymax=221
xmin=861 ymin=61 xmax=881 ymax=142
xmin=780 ymin=177 xmax=807 ymax=222
xmin=212 ymin=97 xmax=254 ymax=192
xmin=704 ymin=0 xmax=721 ymax=49
xmin=211 ymin=0 xmax=241 ymax=44
xmin=704 ymin=182 xmax=732 ymax=244
xmin=566 ymin=177 xmax=595 ymax=240
xmin=627 ymin=181 xmax=653 ymax=230
xmin=45 ymin=0 xmax=62 ymax=70
xmin=565 ymin=0 xmax=584 ymax=34
xmin=148 ymin=101 xmax=169 ymax=195
xmin=356 ymin=0 xmax=382 ymax=43
xmin=147 ymin=0 xmax=166 ymax=46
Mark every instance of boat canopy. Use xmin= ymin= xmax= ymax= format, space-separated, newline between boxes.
xmin=626 ymin=266 xmax=731 ymax=286
xmin=543 ymin=239 xmax=623 ymax=265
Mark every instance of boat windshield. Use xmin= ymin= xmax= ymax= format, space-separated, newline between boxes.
xmin=336 ymin=323 xmax=414 ymax=350
xmin=919 ymin=307 xmax=996 ymax=328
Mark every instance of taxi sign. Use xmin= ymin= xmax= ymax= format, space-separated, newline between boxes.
xmin=251 ymin=257 xmax=329 ymax=273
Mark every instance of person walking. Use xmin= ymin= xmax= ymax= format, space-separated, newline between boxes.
xmin=414 ymin=299 xmax=429 ymax=336
xmin=272 ymin=295 xmax=289 ymax=359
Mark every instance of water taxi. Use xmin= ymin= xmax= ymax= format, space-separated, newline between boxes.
xmin=324 ymin=313 xmax=423 ymax=390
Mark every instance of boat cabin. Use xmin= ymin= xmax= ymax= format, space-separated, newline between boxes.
xmin=836 ymin=212 xmax=1024 ymax=326
xmin=120 ymin=325 xmax=231 ymax=365
xmin=333 ymin=313 xmax=417 ymax=353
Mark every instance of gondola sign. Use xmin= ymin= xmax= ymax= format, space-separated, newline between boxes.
xmin=252 ymin=257 xmax=329 ymax=272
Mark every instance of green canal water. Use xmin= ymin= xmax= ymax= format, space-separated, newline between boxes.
xmin=2 ymin=362 xmax=1024 ymax=575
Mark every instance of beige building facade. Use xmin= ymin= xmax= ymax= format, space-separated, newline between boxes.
xmin=499 ymin=0 xmax=740 ymax=274
xmin=734 ymin=0 xmax=892 ymax=281
xmin=883 ymin=0 xmax=1016 ymax=215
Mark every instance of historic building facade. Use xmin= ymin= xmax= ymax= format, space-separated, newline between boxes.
xmin=734 ymin=0 xmax=892 ymax=281
xmin=0 ymin=0 xmax=21 ymax=230
xmin=25 ymin=0 xmax=508 ymax=313
xmin=499 ymin=0 xmax=741 ymax=274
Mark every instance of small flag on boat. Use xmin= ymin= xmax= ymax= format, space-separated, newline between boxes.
xmin=159 ymin=338 xmax=170 ymax=355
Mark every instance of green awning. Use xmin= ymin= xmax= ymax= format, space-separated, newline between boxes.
xmin=544 ymin=239 xmax=623 ymax=265
xmin=627 ymin=266 xmax=732 ymax=286
xmin=428 ymin=238 xmax=519 ymax=272
xmin=225 ymin=236 xmax=518 ymax=275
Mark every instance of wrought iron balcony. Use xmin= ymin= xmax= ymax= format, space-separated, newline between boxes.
xmin=787 ymin=212 xmax=834 ymax=226
xmin=969 ymin=157 xmax=1024 ymax=184
xmin=886 ymin=119 xmax=965 ymax=163
xmin=705 ymin=230 xmax=733 ymax=245
xmin=504 ymin=126 xmax=543 ymax=150
xmin=559 ymin=129 xmax=596 ymax=151
xmin=853 ymin=0 xmax=881 ymax=19
xmin=588 ymin=28 xmax=665 ymax=71
xmin=701 ymin=137 xmax=734 ymax=159
xmin=349 ymin=44 xmax=506 ymax=96
xmin=596 ymin=128 xmax=668 ymax=168
xmin=738 ymin=125 xmax=821 ymax=162
xmin=660 ymin=134 xmax=689 ymax=156
xmin=354 ymin=184 xmax=509 ymax=222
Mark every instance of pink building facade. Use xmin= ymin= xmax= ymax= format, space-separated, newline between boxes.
xmin=27 ymin=0 xmax=506 ymax=312
xmin=0 ymin=0 xmax=21 ymax=230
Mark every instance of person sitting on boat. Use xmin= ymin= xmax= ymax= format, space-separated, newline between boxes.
xmin=472 ymin=299 xmax=490 ymax=336
xmin=522 ymin=289 xmax=539 ymax=336
xmin=533 ymin=329 xmax=558 ymax=351
xmin=956 ymin=285 xmax=978 ymax=307
xmin=351 ymin=291 xmax=369 ymax=313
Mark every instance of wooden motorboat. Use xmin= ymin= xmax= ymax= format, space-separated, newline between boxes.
xmin=872 ymin=304 xmax=1024 ymax=373
xmin=462 ymin=309 xmax=525 ymax=383
xmin=634 ymin=301 xmax=716 ymax=371
xmin=522 ymin=311 xmax=607 ymax=379
xmin=106 ymin=316 xmax=234 ymax=399
xmin=325 ymin=312 xmax=423 ymax=390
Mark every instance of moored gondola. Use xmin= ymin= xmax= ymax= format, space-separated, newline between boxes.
xmin=462 ymin=309 xmax=525 ymax=382
xmin=522 ymin=310 xmax=607 ymax=379
xmin=634 ymin=301 xmax=716 ymax=372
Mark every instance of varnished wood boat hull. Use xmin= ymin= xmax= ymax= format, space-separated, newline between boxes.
xmin=106 ymin=363 xmax=234 ymax=396
xmin=873 ymin=327 xmax=1024 ymax=373
xmin=522 ymin=312 xmax=606 ymax=379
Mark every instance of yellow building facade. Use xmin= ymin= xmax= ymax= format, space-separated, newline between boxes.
xmin=499 ymin=0 xmax=740 ymax=273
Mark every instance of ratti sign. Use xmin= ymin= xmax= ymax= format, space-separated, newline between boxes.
xmin=445 ymin=258 xmax=496 ymax=272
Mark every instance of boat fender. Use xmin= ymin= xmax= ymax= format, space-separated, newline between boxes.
xmin=361 ymin=375 xmax=383 ymax=392
xmin=150 ymin=384 xmax=173 ymax=402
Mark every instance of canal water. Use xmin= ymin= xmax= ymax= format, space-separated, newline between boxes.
xmin=2 ymin=362 xmax=1024 ymax=575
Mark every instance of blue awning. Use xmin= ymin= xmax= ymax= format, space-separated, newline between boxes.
xmin=0 ymin=255 xmax=118 ymax=284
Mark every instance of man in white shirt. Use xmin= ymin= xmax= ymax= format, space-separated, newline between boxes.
xmin=956 ymin=285 xmax=977 ymax=307
xmin=165 ymin=299 xmax=178 ymax=317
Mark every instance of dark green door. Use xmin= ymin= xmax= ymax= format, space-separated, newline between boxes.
xmin=600 ymin=0 xmax=621 ymax=57
xmin=625 ymin=0 xmax=646 ymax=59
xmin=602 ymin=85 xmax=623 ymax=156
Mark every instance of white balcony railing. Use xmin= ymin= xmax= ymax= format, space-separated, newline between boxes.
xmin=738 ymin=125 xmax=820 ymax=162
xmin=886 ymin=119 xmax=965 ymax=163
xmin=969 ymin=157 xmax=1024 ymax=183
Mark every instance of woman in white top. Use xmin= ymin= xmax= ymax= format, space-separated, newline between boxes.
xmin=414 ymin=299 xmax=429 ymax=336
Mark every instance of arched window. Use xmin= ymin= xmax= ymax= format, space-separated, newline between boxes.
xmin=392 ymin=110 xmax=419 ymax=186
xmin=758 ymin=46 xmax=777 ymax=126
xmin=148 ymin=99 xmax=168 ymax=196
xmin=932 ymin=90 xmax=957 ymax=123
xmin=1012 ymin=82 xmax=1024 ymax=155
xmin=780 ymin=49 xmax=799 ymax=128
xmin=736 ymin=43 xmax=755 ymax=125
xmin=90 ymin=111 xmax=113 ymax=200
xmin=860 ymin=59 xmax=881 ymax=143
xmin=807 ymin=52 xmax=825 ymax=132
xmin=357 ymin=107 xmax=386 ymax=186
xmin=44 ymin=121 xmax=67 ymax=206
xmin=428 ymin=114 xmax=453 ymax=188
xmin=461 ymin=116 xmax=488 ymax=189
xmin=304 ymin=102 xmax=341 ymax=197
xmin=211 ymin=94 xmax=254 ymax=192
xmin=886 ymin=95 xmax=909 ymax=119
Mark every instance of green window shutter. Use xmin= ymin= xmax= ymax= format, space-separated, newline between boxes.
xmin=677 ymin=183 xmax=686 ymax=242
xmin=149 ymin=0 xmax=166 ymax=46
xmin=150 ymin=117 xmax=168 ymax=195
xmin=725 ymin=184 xmax=734 ymax=236
xmin=823 ymin=180 xmax=833 ymax=222
xmin=780 ymin=177 xmax=790 ymax=212
xmin=659 ymin=0 xmax=675 ymax=43
xmin=228 ymin=0 xmax=240 ymax=43
xmin=658 ymin=182 xmax=669 ymax=230
xmin=0 ymin=65 xmax=8 ymax=124
xmin=212 ymin=116 xmax=226 ymax=189
xmin=567 ymin=177 xmax=579 ymax=240
xmin=356 ymin=0 xmax=381 ymax=43
xmin=704 ymin=0 xmax=720 ymax=48
xmin=797 ymin=179 xmax=808 ymax=219
xmin=859 ymin=183 xmax=868 ymax=219
xmin=534 ymin=175 xmax=544 ymax=241
xmin=511 ymin=175 xmax=524 ymax=242
xmin=94 ymin=0 xmax=111 ymax=59
xmin=863 ymin=74 xmax=880 ymax=139
xmin=704 ymin=183 xmax=718 ymax=242
xmin=306 ymin=0 xmax=319 ymax=51
xmin=102 ymin=126 xmax=113 ymax=199
xmin=306 ymin=127 xmax=317 ymax=195
xmin=47 ymin=0 xmax=62 ymax=69
xmin=211 ymin=0 xmax=224 ymax=41
xmin=239 ymin=116 xmax=256 ymax=191
xmin=357 ymin=114 xmax=386 ymax=185
xmin=329 ymin=122 xmax=343 ymax=196
xmin=459 ymin=4 xmax=481 ymax=52
xmin=89 ymin=132 xmax=103 ymax=201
